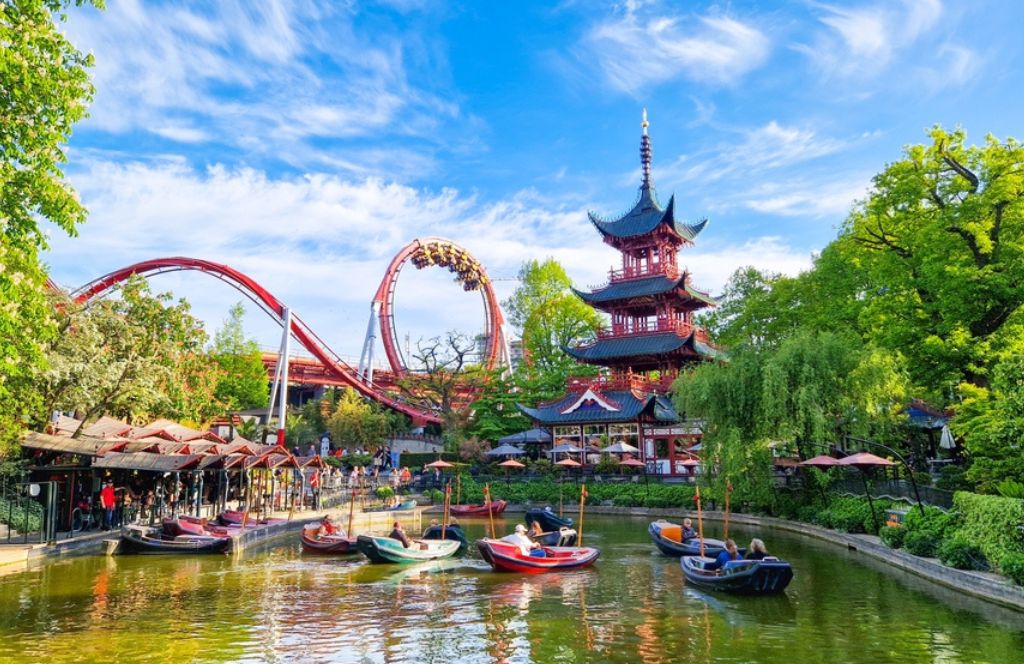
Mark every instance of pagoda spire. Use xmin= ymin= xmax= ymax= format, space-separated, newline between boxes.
xmin=640 ymin=108 xmax=652 ymax=190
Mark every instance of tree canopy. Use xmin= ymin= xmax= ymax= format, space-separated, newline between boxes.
xmin=211 ymin=302 xmax=269 ymax=411
xmin=0 ymin=0 xmax=101 ymax=455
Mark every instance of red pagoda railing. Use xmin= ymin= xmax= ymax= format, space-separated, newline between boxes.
xmin=607 ymin=264 xmax=678 ymax=282
xmin=597 ymin=318 xmax=693 ymax=339
xmin=566 ymin=371 xmax=678 ymax=394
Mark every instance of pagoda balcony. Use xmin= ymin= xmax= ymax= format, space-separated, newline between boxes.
xmin=566 ymin=371 xmax=676 ymax=394
xmin=597 ymin=319 xmax=711 ymax=342
xmin=607 ymin=264 xmax=678 ymax=282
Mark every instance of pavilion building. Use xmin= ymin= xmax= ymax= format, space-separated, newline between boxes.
xmin=517 ymin=112 xmax=723 ymax=475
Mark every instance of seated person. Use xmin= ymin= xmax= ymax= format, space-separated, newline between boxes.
xmin=319 ymin=515 xmax=338 ymax=537
xmin=389 ymin=521 xmax=413 ymax=548
xmin=681 ymin=518 xmax=697 ymax=541
xmin=526 ymin=520 xmax=546 ymax=541
xmin=713 ymin=538 xmax=742 ymax=570
xmin=501 ymin=524 xmax=545 ymax=557
xmin=745 ymin=538 xmax=770 ymax=560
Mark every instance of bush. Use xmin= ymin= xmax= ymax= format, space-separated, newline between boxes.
xmin=937 ymin=535 xmax=989 ymax=571
xmin=903 ymin=505 xmax=955 ymax=539
xmin=935 ymin=465 xmax=973 ymax=492
xmin=1000 ymin=553 xmax=1024 ymax=586
xmin=815 ymin=496 xmax=889 ymax=534
xmin=952 ymin=492 xmax=1024 ymax=565
xmin=904 ymin=530 xmax=940 ymax=557
xmin=795 ymin=505 xmax=820 ymax=524
xmin=375 ymin=487 xmax=394 ymax=500
xmin=879 ymin=526 xmax=906 ymax=549
xmin=0 ymin=498 xmax=43 ymax=533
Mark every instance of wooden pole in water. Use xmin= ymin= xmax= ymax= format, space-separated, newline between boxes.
xmin=577 ymin=484 xmax=588 ymax=547
xmin=347 ymin=488 xmax=356 ymax=537
xmin=484 ymin=484 xmax=495 ymax=539
xmin=559 ymin=482 xmax=563 ymax=518
xmin=695 ymin=485 xmax=705 ymax=558
xmin=456 ymin=474 xmax=461 ymax=506
xmin=441 ymin=481 xmax=450 ymax=540
xmin=723 ymin=480 xmax=733 ymax=541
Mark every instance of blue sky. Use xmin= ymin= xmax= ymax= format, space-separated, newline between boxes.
xmin=46 ymin=0 xmax=1024 ymax=363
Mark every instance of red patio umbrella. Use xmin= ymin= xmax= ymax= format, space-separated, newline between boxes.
xmin=424 ymin=460 xmax=455 ymax=469
xmin=498 ymin=459 xmax=525 ymax=487
xmin=800 ymin=455 xmax=842 ymax=467
xmin=555 ymin=458 xmax=582 ymax=485
xmin=838 ymin=452 xmax=895 ymax=533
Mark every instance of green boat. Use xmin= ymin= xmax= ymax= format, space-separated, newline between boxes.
xmin=356 ymin=534 xmax=461 ymax=564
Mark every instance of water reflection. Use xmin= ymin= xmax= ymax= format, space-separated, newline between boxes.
xmin=0 ymin=517 xmax=1021 ymax=663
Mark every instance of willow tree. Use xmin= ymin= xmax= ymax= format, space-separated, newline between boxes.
xmin=0 ymin=0 xmax=101 ymax=454
xmin=675 ymin=332 xmax=909 ymax=505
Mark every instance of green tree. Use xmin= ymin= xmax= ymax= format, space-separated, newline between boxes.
xmin=0 ymin=0 xmax=102 ymax=454
xmin=954 ymin=353 xmax=1024 ymax=493
xmin=504 ymin=258 xmax=603 ymax=377
xmin=211 ymin=302 xmax=269 ymax=411
xmin=841 ymin=127 xmax=1024 ymax=391
xmin=38 ymin=276 xmax=210 ymax=433
xmin=325 ymin=388 xmax=395 ymax=450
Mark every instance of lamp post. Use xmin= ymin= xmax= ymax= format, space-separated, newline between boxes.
xmin=843 ymin=435 xmax=926 ymax=517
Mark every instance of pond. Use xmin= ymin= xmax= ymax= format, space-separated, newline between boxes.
xmin=1 ymin=515 xmax=1021 ymax=663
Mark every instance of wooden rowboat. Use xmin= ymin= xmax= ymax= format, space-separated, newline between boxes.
xmin=524 ymin=507 xmax=573 ymax=532
xmin=450 ymin=499 xmax=507 ymax=517
xmin=421 ymin=523 xmax=469 ymax=553
xmin=680 ymin=555 xmax=793 ymax=595
xmin=120 ymin=526 xmax=231 ymax=555
xmin=476 ymin=538 xmax=600 ymax=574
xmin=300 ymin=528 xmax=358 ymax=555
xmin=648 ymin=520 xmax=745 ymax=557
xmin=356 ymin=534 xmax=461 ymax=564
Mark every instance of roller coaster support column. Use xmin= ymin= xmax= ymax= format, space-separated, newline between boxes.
xmin=357 ymin=301 xmax=380 ymax=386
xmin=275 ymin=307 xmax=293 ymax=446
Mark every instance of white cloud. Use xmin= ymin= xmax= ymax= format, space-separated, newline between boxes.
xmin=798 ymin=0 xmax=959 ymax=83
xmin=579 ymin=7 xmax=771 ymax=93
xmin=740 ymin=173 xmax=872 ymax=218
xmin=46 ymin=160 xmax=815 ymax=358
xmin=64 ymin=0 xmax=459 ymax=173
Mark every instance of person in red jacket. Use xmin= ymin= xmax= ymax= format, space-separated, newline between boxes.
xmin=99 ymin=480 xmax=116 ymax=530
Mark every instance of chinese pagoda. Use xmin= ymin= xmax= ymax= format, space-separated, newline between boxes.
xmin=517 ymin=111 xmax=722 ymax=475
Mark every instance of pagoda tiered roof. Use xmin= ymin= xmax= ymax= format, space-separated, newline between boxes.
xmin=564 ymin=330 xmax=725 ymax=365
xmin=588 ymin=187 xmax=708 ymax=244
xmin=516 ymin=388 xmax=679 ymax=426
xmin=572 ymin=273 xmax=716 ymax=309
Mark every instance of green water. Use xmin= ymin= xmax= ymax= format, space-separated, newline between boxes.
xmin=0 ymin=516 xmax=1021 ymax=663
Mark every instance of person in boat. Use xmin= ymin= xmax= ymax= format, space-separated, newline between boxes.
xmin=681 ymin=518 xmax=697 ymax=541
xmin=319 ymin=515 xmax=338 ymax=538
xmin=502 ymin=524 xmax=545 ymax=557
xmin=526 ymin=520 xmax=546 ymax=541
xmin=714 ymin=539 xmax=742 ymax=570
xmin=389 ymin=521 xmax=412 ymax=548
xmin=745 ymin=538 xmax=770 ymax=560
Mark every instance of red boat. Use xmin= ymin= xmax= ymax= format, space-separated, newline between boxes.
xmin=450 ymin=500 xmax=508 ymax=517
xmin=476 ymin=538 xmax=600 ymax=574
xmin=300 ymin=528 xmax=358 ymax=555
xmin=163 ymin=515 xmax=235 ymax=538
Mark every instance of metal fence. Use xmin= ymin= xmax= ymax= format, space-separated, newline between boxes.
xmin=0 ymin=477 xmax=57 ymax=544
xmin=832 ymin=478 xmax=954 ymax=509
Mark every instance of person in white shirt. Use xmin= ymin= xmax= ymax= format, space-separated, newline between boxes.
xmin=501 ymin=524 xmax=542 ymax=556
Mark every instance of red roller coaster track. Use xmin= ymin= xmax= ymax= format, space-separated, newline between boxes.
xmin=70 ymin=257 xmax=444 ymax=425
xmin=368 ymin=237 xmax=507 ymax=377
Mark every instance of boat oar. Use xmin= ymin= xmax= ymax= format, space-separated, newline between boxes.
xmin=723 ymin=480 xmax=732 ymax=541
xmin=441 ymin=481 xmax=451 ymax=540
xmin=484 ymin=483 xmax=495 ymax=539
xmin=696 ymin=485 xmax=705 ymax=558
xmin=577 ymin=484 xmax=587 ymax=547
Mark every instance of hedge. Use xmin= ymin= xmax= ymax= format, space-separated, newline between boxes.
xmin=0 ymin=498 xmax=43 ymax=534
xmin=1000 ymin=553 xmax=1024 ymax=586
xmin=952 ymin=491 xmax=1024 ymax=569
xmin=399 ymin=452 xmax=459 ymax=470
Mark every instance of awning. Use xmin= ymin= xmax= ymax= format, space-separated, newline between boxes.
xmin=21 ymin=431 xmax=119 ymax=457
xmin=93 ymin=452 xmax=204 ymax=472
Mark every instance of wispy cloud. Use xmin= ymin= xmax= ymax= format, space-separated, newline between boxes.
xmin=577 ymin=5 xmax=771 ymax=93
xmin=65 ymin=0 xmax=461 ymax=175
xmin=798 ymin=0 xmax=958 ymax=83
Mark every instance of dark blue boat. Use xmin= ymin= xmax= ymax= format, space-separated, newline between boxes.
xmin=680 ymin=555 xmax=794 ymax=595
xmin=648 ymin=520 xmax=745 ymax=557
xmin=421 ymin=523 xmax=469 ymax=553
xmin=525 ymin=507 xmax=573 ymax=532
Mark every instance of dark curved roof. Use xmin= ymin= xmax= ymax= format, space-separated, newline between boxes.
xmin=564 ymin=331 xmax=724 ymax=363
xmin=516 ymin=389 xmax=680 ymax=425
xmin=588 ymin=186 xmax=708 ymax=243
xmin=572 ymin=275 xmax=717 ymax=308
